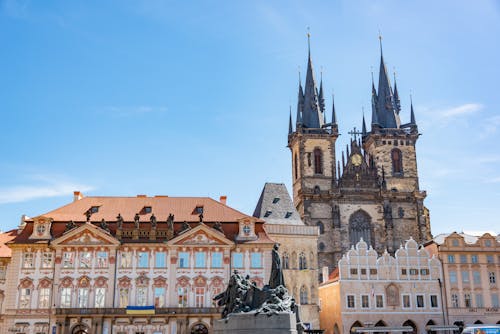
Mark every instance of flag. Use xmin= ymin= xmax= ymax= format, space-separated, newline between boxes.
xmin=126 ymin=306 xmax=155 ymax=315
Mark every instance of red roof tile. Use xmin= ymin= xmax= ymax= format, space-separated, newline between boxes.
xmin=0 ymin=229 xmax=17 ymax=258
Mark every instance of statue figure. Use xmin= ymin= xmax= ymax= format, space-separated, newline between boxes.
xmin=199 ymin=213 xmax=204 ymax=223
xmin=100 ymin=219 xmax=109 ymax=232
xmin=116 ymin=213 xmax=123 ymax=229
xmin=213 ymin=221 xmax=224 ymax=233
xmin=178 ymin=221 xmax=191 ymax=234
xmin=269 ymin=244 xmax=285 ymax=289
xmin=65 ymin=220 xmax=76 ymax=232
xmin=134 ymin=213 xmax=140 ymax=229
xmin=150 ymin=213 xmax=157 ymax=228
xmin=166 ymin=213 xmax=174 ymax=230
xmin=85 ymin=210 xmax=91 ymax=222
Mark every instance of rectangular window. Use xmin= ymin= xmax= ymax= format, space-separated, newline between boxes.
xmin=409 ymin=268 xmax=418 ymax=275
xmin=119 ymin=288 xmax=129 ymax=308
xmin=492 ymin=294 xmax=499 ymax=307
xmin=462 ymin=270 xmax=470 ymax=283
xmin=420 ymin=269 xmax=429 ymax=275
xmin=233 ymin=253 xmax=243 ymax=268
xmin=401 ymin=268 xmax=407 ymax=275
xmin=155 ymin=252 xmax=166 ymax=268
xmin=95 ymin=288 xmax=105 ymax=308
xmin=137 ymin=287 xmax=147 ymax=306
xmin=403 ymin=294 xmax=411 ymax=308
xmin=23 ymin=252 xmax=34 ymax=268
xmin=475 ymin=294 xmax=484 ymax=307
xmin=211 ymin=252 xmax=222 ymax=268
xmin=41 ymin=252 xmax=53 ymax=268
xmin=77 ymin=288 xmax=89 ymax=308
xmin=178 ymin=287 xmax=188 ymax=307
xmin=361 ymin=268 xmax=366 ymax=275
xmin=138 ymin=252 xmax=149 ymax=268
xmin=19 ymin=288 xmax=31 ymax=308
xmin=96 ymin=252 xmax=108 ymax=268
xmin=416 ymin=295 xmax=424 ymax=308
xmin=464 ymin=293 xmax=472 ymax=307
xmin=473 ymin=271 xmax=481 ymax=284
xmin=195 ymin=252 xmax=206 ymax=268
xmin=120 ymin=252 xmax=132 ymax=268
xmin=370 ymin=268 xmax=377 ymax=275
xmin=154 ymin=287 xmax=165 ymax=307
xmin=460 ymin=254 xmax=467 ymax=263
xmin=430 ymin=295 xmax=438 ymax=308
xmin=451 ymin=294 xmax=459 ymax=308
xmin=347 ymin=295 xmax=355 ymax=308
xmin=471 ymin=255 xmax=478 ymax=263
xmin=376 ymin=295 xmax=384 ymax=308
xmin=79 ymin=251 xmax=91 ymax=268
xmin=449 ymin=271 xmax=457 ymax=283
xmin=351 ymin=268 xmax=358 ymax=275
xmin=361 ymin=295 xmax=369 ymax=308
xmin=195 ymin=287 xmax=205 ymax=307
xmin=251 ymin=252 xmax=262 ymax=268
xmin=61 ymin=288 xmax=72 ymax=307
xmin=448 ymin=255 xmax=455 ymax=263
xmin=38 ymin=288 xmax=50 ymax=308
xmin=178 ymin=252 xmax=190 ymax=268
xmin=487 ymin=255 xmax=494 ymax=264
xmin=62 ymin=252 xmax=74 ymax=268
xmin=489 ymin=272 xmax=497 ymax=284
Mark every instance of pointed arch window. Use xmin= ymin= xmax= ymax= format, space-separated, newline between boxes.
xmin=317 ymin=221 xmax=324 ymax=234
xmin=282 ymin=252 xmax=290 ymax=270
xmin=391 ymin=148 xmax=403 ymax=175
xmin=314 ymin=148 xmax=323 ymax=174
xmin=300 ymin=285 xmax=308 ymax=304
xmin=299 ymin=252 xmax=307 ymax=270
xmin=349 ymin=210 xmax=372 ymax=246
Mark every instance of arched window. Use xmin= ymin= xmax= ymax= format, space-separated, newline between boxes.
xmin=191 ymin=323 xmax=208 ymax=334
xmin=300 ymin=285 xmax=308 ymax=304
xmin=391 ymin=148 xmax=403 ymax=175
xmin=318 ymin=242 xmax=325 ymax=251
xmin=294 ymin=154 xmax=298 ymax=180
xmin=299 ymin=252 xmax=307 ymax=270
xmin=317 ymin=221 xmax=324 ymax=234
xmin=349 ymin=210 xmax=372 ymax=247
xmin=282 ymin=252 xmax=289 ymax=270
xmin=350 ymin=321 xmax=363 ymax=334
xmin=402 ymin=320 xmax=417 ymax=334
xmin=314 ymin=148 xmax=323 ymax=174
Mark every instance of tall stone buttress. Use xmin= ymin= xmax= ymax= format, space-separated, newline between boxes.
xmin=288 ymin=39 xmax=432 ymax=275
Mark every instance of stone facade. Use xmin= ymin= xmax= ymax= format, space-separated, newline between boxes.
xmin=254 ymin=183 xmax=320 ymax=329
xmin=288 ymin=43 xmax=432 ymax=272
xmin=0 ymin=194 xmax=275 ymax=334
xmin=319 ymin=238 xmax=445 ymax=334
xmin=425 ymin=232 xmax=500 ymax=327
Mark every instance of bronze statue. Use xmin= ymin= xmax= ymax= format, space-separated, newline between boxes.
xmin=100 ymin=219 xmax=109 ymax=232
xmin=134 ymin=213 xmax=140 ymax=229
xmin=269 ymin=243 xmax=285 ymax=289
xmin=116 ymin=213 xmax=123 ymax=229
xmin=150 ymin=213 xmax=157 ymax=228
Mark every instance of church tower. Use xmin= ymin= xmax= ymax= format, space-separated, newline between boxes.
xmin=288 ymin=37 xmax=432 ymax=273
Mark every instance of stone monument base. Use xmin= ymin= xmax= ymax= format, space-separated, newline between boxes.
xmin=213 ymin=312 xmax=297 ymax=334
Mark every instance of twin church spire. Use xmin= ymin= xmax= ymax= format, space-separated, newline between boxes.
xmin=290 ymin=35 xmax=418 ymax=136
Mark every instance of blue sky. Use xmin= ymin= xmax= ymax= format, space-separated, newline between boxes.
xmin=1 ymin=0 xmax=499 ymax=236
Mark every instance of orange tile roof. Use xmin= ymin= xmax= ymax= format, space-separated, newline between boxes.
xmin=32 ymin=196 xmax=260 ymax=223
xmin=0 ymin=229 xmax=17 ymax=258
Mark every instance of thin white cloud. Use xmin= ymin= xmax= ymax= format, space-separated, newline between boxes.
xmin=100 ymin=106 xmax=167 ymax=117
xmin=439 ymin=103 xmax=483 ymax=119
xmin=480 ymin=115 xmax=500 ymax=139
xmin=0 ymin=181 xmax=93 ymax=204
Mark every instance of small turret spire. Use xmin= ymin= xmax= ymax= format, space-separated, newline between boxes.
xmin=332 ymin=93 xmax=337 ymax=125
xmin=410 ymin=94 xmax=417 ymax=125
xmin=362 ymin=111 xmax=367 ymax=136
xmin=393 ymin=70 xmax=401 ymax=114
xmin=288 ymin=106 xmax=293 ymax=134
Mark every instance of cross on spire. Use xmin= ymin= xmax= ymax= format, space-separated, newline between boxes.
xmin=348 ymin=127 xmax=363 ymax=141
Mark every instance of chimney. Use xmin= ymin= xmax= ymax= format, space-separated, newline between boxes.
xmin=219 ymin=195 xmax=227 ymax=205
xmin=73 ymin=191 xmax=83 ymax=202
xmin=322 ymin=266 xmax=330 ymax=284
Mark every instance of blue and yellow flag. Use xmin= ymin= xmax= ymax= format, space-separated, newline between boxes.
xmin=126 ymin=306 xmax=155 ymax=315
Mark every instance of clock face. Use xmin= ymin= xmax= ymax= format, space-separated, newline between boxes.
xmin=351 ymin=153 xmax=363 ymax=166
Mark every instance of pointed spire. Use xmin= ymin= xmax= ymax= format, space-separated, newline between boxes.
xmin=301 ymin=30 xmax=324 ymax=129
xmin=337 ymin=161 xmax=341 ymax=179
xmin=318 ymin=72 xmax=325 ymax=113
xmin=288 ymin=106 xmax=293 ymax=134
xmin=331 ymin=93 xmax=337 ymax=125
xmin=342 ymin=151 xmax=345 ymax=168
xmin=362 ymin=113 xmax=367 ymax=136
xmin=376 ymin=34 xmax=400 ymax=129
xmin=393 ymin=71 xmax=401 ymax=114
xmin=346 ymin=144 xmax=350 ymax=158
xmin=296 ymin=72 xmax=304 ymax=127
xmin=410 ymin=95 xmax=417 ymax=125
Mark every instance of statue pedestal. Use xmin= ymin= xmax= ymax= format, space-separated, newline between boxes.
xmin=213 ymin=312 xmax=297 ymax=334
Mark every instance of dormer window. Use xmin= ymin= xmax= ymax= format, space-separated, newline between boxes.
xmin=144 ymin=206 xmax=152 ymax=214
xmin=272 ymin=198 xmax=280 ymax=204
xmin=285 ymin=212 xmax=292 ymax=219
xmin=193 ymin=206 xmax=204 ymax=215
xmin=243 ymin=225 xmax=251 ymax=235
xmin=264 ymin=211 xmax=272 ymax=218
xmin=90 ymin=206 xmax=99 ymax=214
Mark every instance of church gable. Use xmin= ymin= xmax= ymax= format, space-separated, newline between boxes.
xmin=52 ymin=223 xmax=119 ymax=247
xmin=168 ymin=224 xmax=233 ymax=247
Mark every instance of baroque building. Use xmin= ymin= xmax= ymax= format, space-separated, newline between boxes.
xmin=318 ymin=238 xmax=445 ymax=334
xmin=1 ymin=193 xmax=277 ymax=334
xmin=425 ymin=232 xmax=500 ymax=328
xmin=253 ymin=182 xmax=320 ymax=329
xmin=287 ymin=39 xmax=432 ymax=271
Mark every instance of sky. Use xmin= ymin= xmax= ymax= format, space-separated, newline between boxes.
xmin=1 ymin=0 xmax=499 ymax=236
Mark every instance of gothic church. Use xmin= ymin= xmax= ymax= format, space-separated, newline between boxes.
xmin=287 ymin=39 xmax=432 ymax=271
